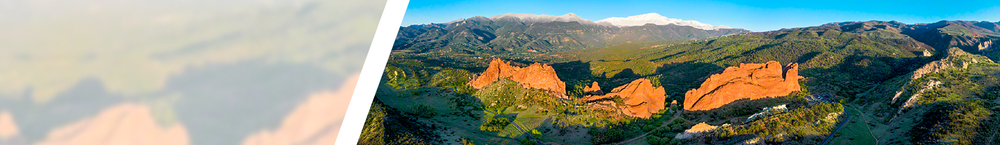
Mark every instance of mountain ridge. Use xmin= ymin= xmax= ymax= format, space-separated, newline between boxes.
xmin=596 ymin=13 xmax=732 ymax=30
xmin=394 ymin=13 xmax=749 ymax=55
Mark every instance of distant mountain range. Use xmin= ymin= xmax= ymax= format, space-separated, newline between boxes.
xmin=770 ymin=20 xmax=1000 ymax=54
xmin=596 ymin=13 xmax=732 ymax=30
xmin=393 ymin=13 xmax=748 ymax=54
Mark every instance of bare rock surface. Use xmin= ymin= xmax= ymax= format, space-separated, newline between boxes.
xmin=583 ymin=81 xmax=604 ymax=95
xmin=469 ymin=59 xmax=566 ymax=96
xmin=674 ymin=122 xmax=718 ymax=139
xmin=581 ymin=79 xmax=666 ymax=118
xmin=684 ymin=61 xmax=802 ymax=111
xmin=511 ymin=63 xmax=567 ymax=96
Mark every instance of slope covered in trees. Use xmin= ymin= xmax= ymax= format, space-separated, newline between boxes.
xmin=393 ymin=15 xmax=748 ymax=55
xmin=361 ymin=20 xmax=1000 ymax=144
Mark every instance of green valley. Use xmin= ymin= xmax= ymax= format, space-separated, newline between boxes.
xmin=359 ymin=17 xmax=1000 ymax=144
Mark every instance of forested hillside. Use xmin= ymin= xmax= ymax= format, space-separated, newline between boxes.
xmin=362 ymin=20 xmax=1000 ymax=144
xmin=392 ymin=16 xmax=747 ymax=55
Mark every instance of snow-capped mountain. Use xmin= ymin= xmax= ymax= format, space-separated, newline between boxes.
xmin=596 ymin=13 xmax=731 ymax=30
xmin=487 ymin=13 xmax=597 ymax=24
xmin=438 ymin=13 xmax=734 ymax=31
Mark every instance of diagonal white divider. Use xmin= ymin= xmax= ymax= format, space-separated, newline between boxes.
xmin=334 ymin=0 xmax=410 ymax=144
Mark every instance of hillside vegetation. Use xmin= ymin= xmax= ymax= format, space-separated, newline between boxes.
xmin=394 ymin=16 xmax=747 ymax=55
xmin=361 ymin=20 xmax=1000 ymax=144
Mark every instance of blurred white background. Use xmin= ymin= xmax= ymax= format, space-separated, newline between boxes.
xmin=0 ymin=0 xmax=386 ymax=144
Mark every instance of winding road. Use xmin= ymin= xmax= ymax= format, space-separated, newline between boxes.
xmin=821 ymin=105 xmax=851 ymax=145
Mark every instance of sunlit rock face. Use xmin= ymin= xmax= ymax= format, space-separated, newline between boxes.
xmin=581 ymin=79 xmax=667 ymax=118
xmin=510 ymin=63 xmax=567 ymax=96
xmin=34 ymin=103 xmax=190 ymax=145
xmin=469 ymin=59 xmax=522 ymax=89
xmin=674 ymin=122 xmax=718 ymax=139
xmin=684 ymin=61 xmax=802 ymax=111
xmin=469 ymin=59 xmax=567 ymax=96
xmin=583 ymin=81 xmax=604 ymax=95
xmin=242 ymin=74 xmax=359 ymax=145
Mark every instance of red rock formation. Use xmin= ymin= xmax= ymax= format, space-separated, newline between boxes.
xmin=581 ymin=79 xmax=666 ymax=118
xmin=583 ymin=81 xmax=604 ymax=95
xmin=683 ymin=61 xmax=802 ymax=111
xmin=469 ymin=59 xmax=521 ymax=88
xmin=469 ymin=59 xmax=566 ymax=96
xmin=511 ymin=63 xmax=567 ymax=95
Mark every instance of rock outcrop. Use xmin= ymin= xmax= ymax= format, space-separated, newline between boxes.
xmin=674 ymin=122 xmax=718 ymax=139
xmin=892 ymin=48 xmax=995 ymax=114
xmin=583 ymin=81 xmax=604 ymax=95
xmin=684 ymin=61 xmax=802 ymax=111
xmin=469 ymin=59 xmax=520 ymax=88
xmin=469 ymin=59 xmax=567 ymax=96
xmin=581 ymin=79 xmax=666 ymax=118
xmin=979 ymin=40 xmax=993 ymax=51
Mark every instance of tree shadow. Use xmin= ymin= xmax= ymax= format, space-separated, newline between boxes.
xmin=681 ymin=96 xmax=808 ymax=125
xmin=551 ymin=61 xmax=596 ymax=97
xmin=607 ymin=68 xmax=639 ymax=87
xmin=796 ymin=52 xmax=822 ymax=63
xmin=798 ymin=54 xmax=932 ymax=99
xmin=654 ymin=62 xmax=725 ymax=101
xmin=551 ymin=60 xmax=594 ymax=82
xmin=363 ymin=73 xmax=486 ymax=144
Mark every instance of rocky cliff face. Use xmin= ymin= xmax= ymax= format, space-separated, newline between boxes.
xmin=469 ymin=59 xmax=520 ymax=88
xmin=581 ymin=79 xmax=666 ymax=118
xmin=980 ymin=40 xmax=993 ymax=51
xmin=892 ymin=48 xmax=995 ymax=113
xmin=469 ymin=59 xmax=567 ymax=96
xmin=511 ymin=63 xmax=567 ymax=96
xmin=583 ymin=81 xmax=604 ymax=95
xmin=684 ymin=61 xmax=802 ymax=111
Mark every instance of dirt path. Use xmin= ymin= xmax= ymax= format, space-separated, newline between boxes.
xmin=849 ymin=106 xmax=879 ymax=145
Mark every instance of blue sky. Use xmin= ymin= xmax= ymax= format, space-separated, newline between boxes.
xmin=401 ymin=0 xmax=1000 ymax=31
